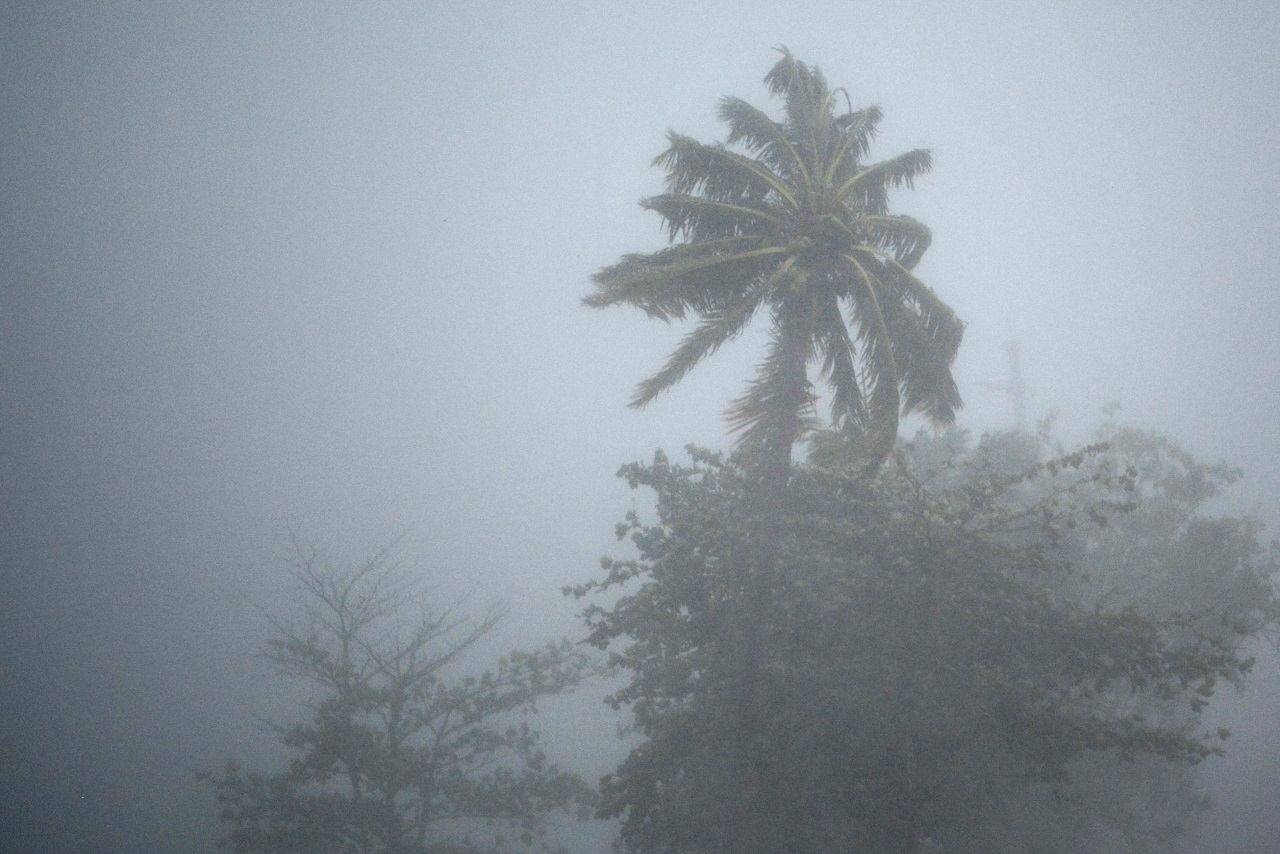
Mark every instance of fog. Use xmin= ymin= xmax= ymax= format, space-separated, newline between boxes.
xmin=2 ymin=2 xmax=1278 ymax=851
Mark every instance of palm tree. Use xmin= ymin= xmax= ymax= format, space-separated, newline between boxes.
xmin=586 ymin=49 xmax=964 ymax=485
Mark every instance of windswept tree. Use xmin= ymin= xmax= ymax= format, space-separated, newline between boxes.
xmin=586 ymin=48 xmax=964 ymax=485
xmin=586 ymin=53 xmax=967 ymax=850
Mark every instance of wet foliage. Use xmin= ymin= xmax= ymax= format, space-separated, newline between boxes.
xmin=571 ymin=426 xmax=1278 ymax=853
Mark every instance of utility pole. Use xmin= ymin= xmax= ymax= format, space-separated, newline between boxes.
xmin=1004 ymin=340 xmax=1027 ymax=432
xmin=982 ymin=340 xmax=1029 ymax=431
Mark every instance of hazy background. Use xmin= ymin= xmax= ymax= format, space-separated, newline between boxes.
xmin=2 ymin=2 xmax=1278 ymax=851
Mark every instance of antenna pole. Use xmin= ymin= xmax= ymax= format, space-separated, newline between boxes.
xmin=1004 ymin=340 xmax=1027 ymax=431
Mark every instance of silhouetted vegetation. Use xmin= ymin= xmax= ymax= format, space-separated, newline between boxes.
xmin=572 ymin=425 xmax=1278 ymax=853
xmin=207 ymin=47 xmax=1280 ymax=854
xmin=205 ymin=540 xmax=594 ymax=854
xmin=585 ymin=48 xmax=963 ymax=483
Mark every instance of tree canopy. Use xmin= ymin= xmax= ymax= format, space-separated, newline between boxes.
xmin=585 ymin=48 xmax=964 ymax=479
xmin=571 ymin=426 xmax=1278 ymax=853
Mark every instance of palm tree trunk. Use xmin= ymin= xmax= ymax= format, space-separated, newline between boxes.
xmin=729 ymin=333 xmax=808 ymax=852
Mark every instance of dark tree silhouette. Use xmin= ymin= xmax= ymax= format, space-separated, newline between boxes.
xmin=573 ymin=428 xmax=1277 ymax=853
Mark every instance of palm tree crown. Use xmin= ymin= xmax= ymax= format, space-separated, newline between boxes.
xmin=586 ymin=49 xmax=964 ymax=476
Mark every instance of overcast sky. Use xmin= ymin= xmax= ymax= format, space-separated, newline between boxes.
xmin=3 ymin=2 xmax=1279 ymax=851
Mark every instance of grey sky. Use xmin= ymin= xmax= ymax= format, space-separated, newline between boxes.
xmin=3 ymin=2 xmax=1278 ymax=851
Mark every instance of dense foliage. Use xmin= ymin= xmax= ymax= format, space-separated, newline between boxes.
xmin=585 ymin=49 xmax=963 ymax=477
xmin=206 ymin=541 xmax=594 ymax=854
xmin=571 ymin=427 xmax=1278 ymax=853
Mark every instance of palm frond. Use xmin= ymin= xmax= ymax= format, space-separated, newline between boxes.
xmin=835 ymin=149 xmax=933 ymax=209
xmin=878 ymin=288 xmax=963 ymax=425
xmin=821 ymin=106 xmax=884 ymax=184
xmin=812 ymin=294 xmax=866 ymax=432
xmin=763 ymin=47 xmax=818 ymax=99
xmin=843 ymin=254 xmax=903 ymax=466
xmin=586 ymin=243 xmax=785 ymax=320
xmin=655 ymin=134 xmax=798 ymax=209
xmin=764 ymin=47 xmax=831 ymax=147
xmin=880 ymin=261 xmax=965 ymax=424
xmin=862 ymin=215 xmax=932 ymax=270
xmin=844 ymin=247 xmax=963 ymax=425
xmin=833 ymin=105 xmax=883 ymax=153
xmin=868 ymin=250 xmax=966 ymax=361
xmin=629 ymin=285 xmax=772 ymax=409
xmin=717 ymin=96 xmax=812 ymax=186
xmin=641 ymin=193 xmax=784 ymax=243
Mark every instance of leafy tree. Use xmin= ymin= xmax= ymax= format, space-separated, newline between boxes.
xmin=206 ymin=539 xmax=595 ymax=854
xmin=571 ymin=427 xmax=1277 ymax=853
xmin=585 ymin=54 xmax=966 ymax=838
xmin=585 ymin=49 xmax=964 ymax=484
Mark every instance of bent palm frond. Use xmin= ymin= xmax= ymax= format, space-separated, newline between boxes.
xmin=587 ymin=49 xmax=963 ymax=478
xmin=641 ymin=194 xmax=785 ymax=242
xmin=587 ymin=244 xmax=787 ymax=320
xmin=862 ymin=215 xmax=932 ymax=270
xmin=631 ymin=285 xmax=772 ymax=408
xmin=657 ymin=134 xmax=798 ymax=209
xmin=836 ymin=149 xmax=933 ymax=208
xmin=717 ymin=96 xmax=812 ymax=187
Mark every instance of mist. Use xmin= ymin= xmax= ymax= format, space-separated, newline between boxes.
xmin=3 ymin=2 xmax=1278 ymax=852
